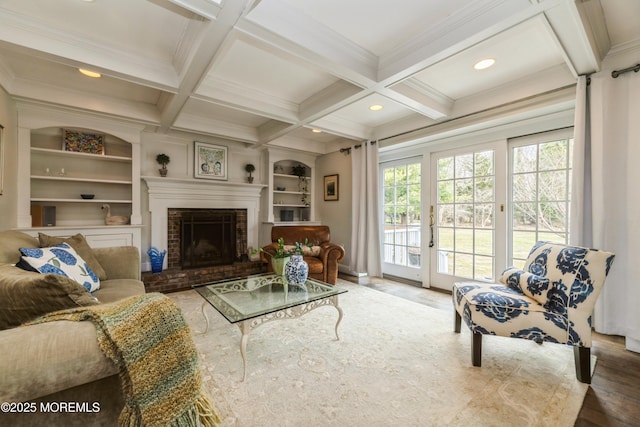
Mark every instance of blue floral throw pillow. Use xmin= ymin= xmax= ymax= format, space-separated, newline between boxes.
xmin=19 ymin=243 xmax=100 ymax=293
xmin=500 ymin=267 xmax=550 ymax=305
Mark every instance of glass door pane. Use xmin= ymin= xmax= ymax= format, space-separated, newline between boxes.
xmin=430 ymin=141 xmax=506 ymax=290
xmin=381 ymin=159 xmax=422 ymax=280
xmin=510 ymin=137 xmax=573 ymax=268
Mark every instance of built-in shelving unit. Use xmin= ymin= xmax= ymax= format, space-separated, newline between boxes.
xmin=14 ymin=103 xmax=144 ymax=252
xmin=271 ymin=163 xmax=312 ymax=223
xmin=29 ymin=127 xmax=135 ymax=227
xmin=262 ymin=148 xmax=319 ymax=232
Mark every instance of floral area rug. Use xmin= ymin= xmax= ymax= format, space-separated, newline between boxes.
xmin=169 ymin=279 xmax=591 ymax=427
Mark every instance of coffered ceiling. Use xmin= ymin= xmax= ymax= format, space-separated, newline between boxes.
xmin=0 ymin=0 xmax=638 ymax=153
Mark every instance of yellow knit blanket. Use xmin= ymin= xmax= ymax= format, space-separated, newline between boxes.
xmin=31 ymin=293 xmax=220 ymax=427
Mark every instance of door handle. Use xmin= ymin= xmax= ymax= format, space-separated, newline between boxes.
xmin=429 ymin=205 xmax=435 ymax=248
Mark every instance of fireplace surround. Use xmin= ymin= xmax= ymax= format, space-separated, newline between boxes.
xmin=143 ymin=177 xmax=267 ymax=292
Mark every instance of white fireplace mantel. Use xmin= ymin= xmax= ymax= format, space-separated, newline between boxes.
xmin=143 ymin=176 xmax=267 ymax=269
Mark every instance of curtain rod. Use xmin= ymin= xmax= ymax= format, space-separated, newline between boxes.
xmin=612 ymin=63 xmax=640 ymax=78
xmin=339 ymin=140 xmax=376 ymax=155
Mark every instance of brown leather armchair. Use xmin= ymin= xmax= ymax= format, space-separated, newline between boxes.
xmin=261 ymin=226 xmax=345 ymax=285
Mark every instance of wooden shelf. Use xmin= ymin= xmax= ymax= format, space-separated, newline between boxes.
xmin=31 ymin=147 xmax=131 ymax=163
xmin=31 ymin=175 xmax=132 ymax=185
xmin=31 ymin=198 xmax=132 ymax=203
xmin=274 ymin=173 xmax=310 ymax=180
xmin=274 ymin=190 xmax=310 ymax=195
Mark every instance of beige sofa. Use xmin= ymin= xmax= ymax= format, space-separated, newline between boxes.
xmin=0 ymin=230 xmax=145 ymax=426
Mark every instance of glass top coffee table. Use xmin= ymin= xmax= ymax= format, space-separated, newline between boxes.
xmin=193 ymin=273 xmax=347 ymax=381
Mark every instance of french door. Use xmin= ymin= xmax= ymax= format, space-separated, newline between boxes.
xmin=381 ymin=158 xmax=423 ymax=281
xmin=429 ymin=142 xmax=507 ymax=290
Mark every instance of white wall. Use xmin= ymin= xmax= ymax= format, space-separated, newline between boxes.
xmin=0 ymin=87 xmax=17 ymax=230
xmin=315 ymin=150 xmax=353 ymax=270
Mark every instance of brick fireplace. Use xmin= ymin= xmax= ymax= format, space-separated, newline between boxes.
xmin=167 ymin=208 xmax=247 ymax=269
xmin=142 ymin=177 xmax=267 ymax=292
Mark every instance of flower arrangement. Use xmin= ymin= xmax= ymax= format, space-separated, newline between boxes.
xmin=253 ymin=237 xmax=313 ymax=259
xmin=265 ymin=237 xmax=289 ymax=259
xmin=290 ymin=238 xmax=313 ymax=255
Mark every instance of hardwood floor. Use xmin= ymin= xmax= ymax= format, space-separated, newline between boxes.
xmin=339 ymin=274 xmax=640 ymax=427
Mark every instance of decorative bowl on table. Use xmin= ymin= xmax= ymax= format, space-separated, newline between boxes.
xmin=81 ymin=194 xmax=95 ymax=199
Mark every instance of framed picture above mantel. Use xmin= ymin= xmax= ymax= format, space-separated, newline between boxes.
xmin=194 ymin=141 xmax=227 ymax=180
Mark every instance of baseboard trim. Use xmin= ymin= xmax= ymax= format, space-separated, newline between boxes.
xmin=382 ymin=274 xmax=423 ymax=288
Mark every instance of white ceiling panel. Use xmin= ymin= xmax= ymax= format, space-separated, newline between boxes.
xmin=0 ymin=0 xmax=192 ymax=63
xmin=0 ymin=48 xmax=161 ymax=104
xmin=278 ymin=0 xmax=470 ymax=56
xmin=181 ymin=98 xmax=271 ymax=127
xmin=205 ymin=38 xmax=340 ymax=104
xmin=600 ymin=0 xmax=640 ymax=47
xmin=411 ymin=17 xmax=567 ymax=100
xmin=327 ymin=93 xmax=415 ymax=128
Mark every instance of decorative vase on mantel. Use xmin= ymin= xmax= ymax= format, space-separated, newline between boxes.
xmin=284 ymin=254 xmax=309 ymax=285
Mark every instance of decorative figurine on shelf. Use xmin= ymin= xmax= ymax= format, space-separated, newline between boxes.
xmin=245 ymin=163 xmax=255 ymax=183
xmin=156 ymin=153 xmax=170 ymax=177
xmin=101 ymin=204 xmax=129 ymax=225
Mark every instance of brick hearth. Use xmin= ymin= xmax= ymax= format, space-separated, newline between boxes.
xmin=142 ymin=261 xmax=267 ymax=293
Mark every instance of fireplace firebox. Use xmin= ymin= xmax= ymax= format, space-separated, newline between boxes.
xmin=167 ymin=208 xmax=247 ymax=270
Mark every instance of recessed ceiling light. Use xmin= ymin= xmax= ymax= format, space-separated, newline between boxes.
xmin=78 ymin=68 xmax=101 ymax=78
xmin=311 ymin=129 xmax=322 ymax=133
xmin=474 ymin=58 xmax=495 ymax=70
xmin=369 ymin=104 xmax=383 ymax=111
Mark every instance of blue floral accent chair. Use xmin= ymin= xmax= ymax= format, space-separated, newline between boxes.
xmin=452 ymin=241 xmax=615 ymax=383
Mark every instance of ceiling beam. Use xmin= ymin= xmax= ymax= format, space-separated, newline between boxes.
xmin=158 ymin=0 xmax=255 ymax=132
xmin=165 ymin=0 xmax=222 ymax=20
xmin=238 ymin=0 xmax=378 ymax=86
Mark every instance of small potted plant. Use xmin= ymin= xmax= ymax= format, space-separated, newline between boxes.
xmin=245 ymin=163 xmax=255 ymax=183
xmin=255 ymin=237 xmax=290 ymax=275
xmin=156 ymin=153 xmax=170 ymax=177
xmin=292 ymin=164 xmax=306 ymax=177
